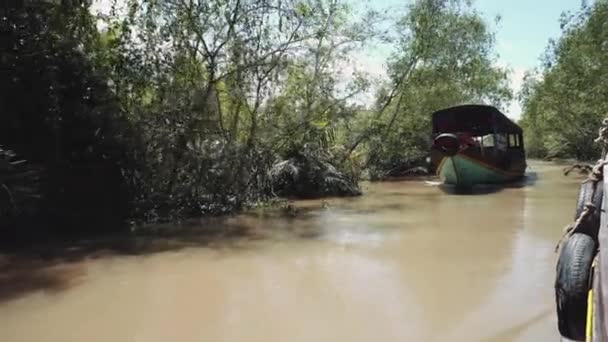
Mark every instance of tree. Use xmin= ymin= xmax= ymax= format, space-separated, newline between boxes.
xmin=90 ymin=0 xmax=376 ymax=217
xmin=0 ymin=2 xmax=135 ymax=235
xmin=520 ymin=0 xmax=608 ymax=160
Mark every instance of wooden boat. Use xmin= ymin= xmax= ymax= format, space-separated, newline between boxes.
xmin=591 ymin=195 xmax=608 ymax=342
xmin=430 ymin=104 xmax=527 ymax=187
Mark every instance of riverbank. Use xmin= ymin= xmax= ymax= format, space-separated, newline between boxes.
xmin=3 ymin=159 xmax=571 ymax=251
xmin=0 ymin=159 xmax=562 ymax=265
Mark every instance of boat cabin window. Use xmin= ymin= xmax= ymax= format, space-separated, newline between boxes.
xmin=496 ymin=134 xmax=508 ymax=150
xmin=508 ymin=134 xmax=523 ymax=148
xmin=517 ymin=134 xmax=523 ymax=147
xmin=480 ymin=134 xmax=494 ymax=147
xmin=474 ymin=133 xmax=507 ymax=151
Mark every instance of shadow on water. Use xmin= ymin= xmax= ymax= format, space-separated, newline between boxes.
xmin=438 ymin=171 xmax=538 ymax=195
xmin=0 ymin=211 xmax=328 ymax=303
xmin=439 ymin=184 xmax=503 ymax=195
xmin=507 ymin=171 xmax=539 ymax=188
xmin=0 ymin=255 xmax=87 ymax=303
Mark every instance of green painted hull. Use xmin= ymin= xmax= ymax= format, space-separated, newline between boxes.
xmin=438 ymin=155 xmax=512 ymax=187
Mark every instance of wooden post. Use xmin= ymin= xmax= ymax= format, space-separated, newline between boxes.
xmin=595 ymin=165 xmax=608 ymax=341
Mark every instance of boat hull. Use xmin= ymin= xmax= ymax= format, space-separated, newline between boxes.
xmin=436 ymin=154 xmax=522 ymax=187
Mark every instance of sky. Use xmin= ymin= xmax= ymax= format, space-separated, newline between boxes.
xmin=476 ymin=0 xmax=582 ymax=119
xmin=352 ymin=0 xmax=584 ymax=120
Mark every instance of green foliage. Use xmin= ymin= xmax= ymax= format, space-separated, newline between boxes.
xmin=0 ymin=4 xmax=135 ymax=235
xmin=101 ymin=0 xmax=371 ymax=217
xmin=0 ymin=0 xmax=516 ymax=236
xmin=520 ymin=0 xmax=608 ymax=160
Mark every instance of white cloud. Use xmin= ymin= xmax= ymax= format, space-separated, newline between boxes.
xmin=506 ymin=66 xmax=527 ymax=121
xmin=339 ymin=49 xmax=390 ymax=107
xmin=349 ymin=51 xmax=389 ymax=80
xmin=498 ymin=41 xmax=515 ymax=54
xmin=90 ymin=0 xmax=112 ymax=15
xmin=494 ymin=61 xmax=528 ymax=120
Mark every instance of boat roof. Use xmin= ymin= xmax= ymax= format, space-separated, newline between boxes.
xmin=431 ymin=104 xmax=522 ymax=135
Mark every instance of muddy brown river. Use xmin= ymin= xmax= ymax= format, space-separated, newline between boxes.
xmin=0 ymin=161 xmax=584 ymax=341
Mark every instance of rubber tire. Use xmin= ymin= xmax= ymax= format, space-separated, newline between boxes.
xmin=433 ymin=133 xmax=460 ymax=156
xmin=574 ymin=180 xmax=603 ymax=238
xmin=555 ymin=233 xmax=596 ymax=341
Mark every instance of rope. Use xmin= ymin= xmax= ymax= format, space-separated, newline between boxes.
xmin=594 ymin=118 xmax=608 ymax=147
xmin=583 ymin=159 xmax=608 ymax=184
xmin=555 ymin=202 xmax=597 ymax=252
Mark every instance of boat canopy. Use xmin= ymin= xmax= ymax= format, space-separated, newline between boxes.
xmin=431 ymin=104 xmax=522 ymax=136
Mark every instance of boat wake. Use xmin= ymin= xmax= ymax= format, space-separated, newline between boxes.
xmin=424 ymin=181 xmax=442 ymax=186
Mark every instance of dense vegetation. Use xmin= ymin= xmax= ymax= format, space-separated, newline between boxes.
xmin=519 ymin=0 xmax=608 ymax=161
xmin=0 ymin=0 xmax=511 ymax=237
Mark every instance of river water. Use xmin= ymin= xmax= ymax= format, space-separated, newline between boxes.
xmin=0 ymin=161 xmax=584 ymax=341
